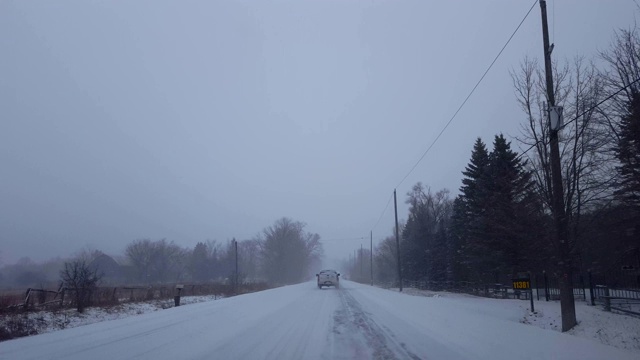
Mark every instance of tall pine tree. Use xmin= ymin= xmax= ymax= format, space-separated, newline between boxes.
xmin=484 ymin=134 xmax=539 ymax=277
xmin=615 ymin=93 xmax=640 ymax=207
xmin=452 ymin=138 xmax=491 ymax=281
xmin=452 ymin=135 xmax=542 ymax=282
xmin=614 ymin=92 xmax=640 ymax=255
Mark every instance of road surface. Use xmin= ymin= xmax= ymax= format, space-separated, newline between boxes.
xmin=0 ymin=280 xmax=635 ymax=360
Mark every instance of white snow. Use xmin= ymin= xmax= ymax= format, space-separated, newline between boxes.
xmin=400 ymin=287 xmax=640 ymax=353
xmin=1 ymin=295 xmax=220 ymax=336
xmin=1 ymin=281 xmax=637 ymax=360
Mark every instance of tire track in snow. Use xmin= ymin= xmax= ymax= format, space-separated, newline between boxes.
xmin=332 ymin=287 xmax=421 ymax=360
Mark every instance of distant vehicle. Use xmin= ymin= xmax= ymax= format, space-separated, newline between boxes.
xmin=316 ymin=269 xmax=340 ymax=289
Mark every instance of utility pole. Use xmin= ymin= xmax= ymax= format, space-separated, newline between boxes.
xmin=394 ymin=189 xmax=403 ymax=292
xmin=360 ymin=244 xmax=363 ymax=279
xmin=370 ymin=230 xmax=373 ymax=286
xmin=539 ymin=0 xmax=576 ymax=331
xmin=353 ymin=249 xmax=356 ymax=280
xmin=234 ymin=239 xmax=238 ymax=294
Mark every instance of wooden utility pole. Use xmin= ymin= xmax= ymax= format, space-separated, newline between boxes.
xmin=394 ymin=189 xmax=403 ymax=292
xmin=234 ymin=239 xmax=238 ymax=294
xmin=360 ymin=244 xmax=363 ymax=279
xmin=370 ymin=230 xmax=373 ymax=286
xmin=539 ymin=0 xmax=576 ymax=331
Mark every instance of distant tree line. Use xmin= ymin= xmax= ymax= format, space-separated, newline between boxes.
xmin=358 ymin=25 xmax=640 ymax=287
xmin=0 ymin=217 xmax=323 ymax=289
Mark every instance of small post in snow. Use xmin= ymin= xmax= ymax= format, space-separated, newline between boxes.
xmin=175 ymin=284 xmax=184 ymax=307
xmin=528 ymin=272 xmax=535 ymax=313
xmin=588 ymin=270 xmax=595 ymax=306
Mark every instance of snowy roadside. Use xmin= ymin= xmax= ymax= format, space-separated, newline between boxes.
xmin=399 ymin=287 xmax=640 ymax=353
xmin=1 ymin=295 xmax=220 ymax=340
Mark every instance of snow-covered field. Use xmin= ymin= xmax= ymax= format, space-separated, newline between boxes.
xmin=1 ymin=295 xmax=220 ymax=337
xmin=0 ymin=281 xmax=637 ymax=359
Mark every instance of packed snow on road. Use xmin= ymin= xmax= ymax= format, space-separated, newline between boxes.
xmin=1 ymin=281 xmax=637 ymax=360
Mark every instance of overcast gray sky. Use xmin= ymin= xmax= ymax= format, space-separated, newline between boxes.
xmin=0 ymin=0 xmax=635 ymax=265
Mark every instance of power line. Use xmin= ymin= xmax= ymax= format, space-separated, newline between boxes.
xmin=370 ymin=191 xmax=394 ymax=233
xmin=559 ymin=76 xmax=640 ymax=130
xmin=364 ymin=1 xmax=640 ymax=258
xmin=517 ymin=76 xmax=640 ymax=160
xmin=517 ymin=140 xmax=542 ymax=160
xmin=366 ymin=0 xmax=538 ymax=241
xmin=322 ymin=237 xmax=366 ymax=243
xmin=394 ymin=0 xmax=538 ymax=190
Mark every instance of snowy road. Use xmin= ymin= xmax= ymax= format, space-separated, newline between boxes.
xmin=1 ymin=281 xmax=636 ymax=360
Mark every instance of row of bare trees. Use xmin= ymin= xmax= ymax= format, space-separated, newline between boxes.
xmin=122 ymin=218 xmax=322 ymax=285
xmin=0 ymin=217 xmax=324 ymax=291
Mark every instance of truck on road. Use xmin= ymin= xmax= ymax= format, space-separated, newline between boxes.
xmin=316 ymin=269 xmax=340 ymax=289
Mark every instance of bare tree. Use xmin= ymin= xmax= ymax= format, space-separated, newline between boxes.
xmin=402 ymin=184 xmax=453 ymax=283
xmin=125 ymin=239 xmax=187 ymax=284
xmin=238 ymin=239 xmax=262 ymax=282
xmin=373 ymin=222 xmax=404 ymax=286
xmin=373 ymin=236 xmax=398 ymax=284
xmin=60 ymin=260 xmax=101 ymax=312
xmin=511 ymin=56 xmax=609 ymax=268
xmin=259 ymin=217 xmax=323 ymax=284
xmin=150 ymin=239 xmax=187 ymax=283
xmin=125 ymin=239 xmax=155 ymax=283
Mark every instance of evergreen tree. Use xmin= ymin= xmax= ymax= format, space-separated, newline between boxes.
xmin=190 ymin=242 xmax=210 ymax=282
xmin=484 ymin=134 xmax=539 ymax=277
xmin=452 ymin=135 xmax=541 ymax=282
xmin=452 ymin=138 xmax=491 ymax=281
xmin=613 ymin=92 xmax=640 ymax=254
xmin=460 ymin=138 xmax=491 ymax=215
xmin=615 ymin=93 xmax=640 ymax=208
xmin=450 ymin=197 xmax=471 ymax=281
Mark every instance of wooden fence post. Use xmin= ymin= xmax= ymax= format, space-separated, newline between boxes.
xmin=603 ymin=286 xmax=611 ymax=312
xmin=23 ymin=288 xmax=31 ymax=310
xmin=588 ymin=270 xmax=595 ymax=306
xmin=543 ymin=271 xmax=549 ymax=301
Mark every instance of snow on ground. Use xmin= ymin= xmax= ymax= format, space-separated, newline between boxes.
xmin=401 ymin=287 xmax=640 ymax=353
xmin=1 ymin=295 xmax=220 ymax=336
xmin=0 ymin=281 xmax=637 ymax=360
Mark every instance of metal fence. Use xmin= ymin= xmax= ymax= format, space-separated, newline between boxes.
xmin=372 ymin=267 xmax=640 ymax=315
xmin=588 ymin=270 xmax=640 ymax=316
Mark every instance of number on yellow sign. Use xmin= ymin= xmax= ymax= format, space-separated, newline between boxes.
xmin=513 ymin=281 xmax=530 ymax=289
